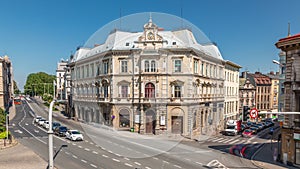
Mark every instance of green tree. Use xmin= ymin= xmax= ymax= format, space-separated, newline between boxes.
xmin=13 ymin=80 xmax=21 ymax=94
xmin=24 ymin=72 xmax=55 ymax=97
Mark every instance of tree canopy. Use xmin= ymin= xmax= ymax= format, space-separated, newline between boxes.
xmin=24 ymin=72 xmax=55 ymax=96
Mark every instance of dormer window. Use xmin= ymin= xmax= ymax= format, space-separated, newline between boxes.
xmin=172 ymin=42 xmax=176 ymax=45
xmin=125 ymin=42 xmax=129 ymax=46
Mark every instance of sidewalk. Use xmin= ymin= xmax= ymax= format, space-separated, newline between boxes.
xmin=0 ymin=101 xmax=49 ymax=169
xmin=252 ymin=141 xmax=299 ymax=169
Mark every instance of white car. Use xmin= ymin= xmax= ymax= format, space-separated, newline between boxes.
xmin=38 ymin=119 xmax=46 ymax=126
xmin=66 ymin=130 xmax=83 ymax=141
xmin=43 ymin=121 xmax=50 ymax=129
xmin=35 ymin=116 xmax=42 ymax=123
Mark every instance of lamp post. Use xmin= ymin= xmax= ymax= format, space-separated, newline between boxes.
xmin=48 ymin=99 xmax=66 ymax=169
xmin=48 ymin=100 xmax=55 ymax=169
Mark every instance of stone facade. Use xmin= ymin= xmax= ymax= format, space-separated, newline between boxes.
xmin=69 ymin=18 xmax=234 ymax=139
xmin=276 ymin=33 xmax=300 ymax=165
xmin=224 ymin=61 xmax=241 ymax=121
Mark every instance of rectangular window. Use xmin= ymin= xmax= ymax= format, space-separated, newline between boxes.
xmin=104 ymin=86 xmax=108 ymax=98
xmin=174 ymin=60 xmax=181 ymax=72
xmin=121 ymin=86 xmax=128 ymax=97
xmin=174 ymin=85 xmax=181 ymax=98
xmin=194 ymin=60 xmax=198 ymax=74
xmin=85 ymin=65 xmax=89 ymax=78
xmin=121 ymin=60 xmax=128 ymax=73
xmin=103 ymin=60 xmax=109 ymax=74
xmin=90 ymin=63 xmax=94 ymax=77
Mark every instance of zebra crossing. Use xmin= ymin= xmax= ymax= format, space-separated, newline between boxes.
xmin=202 ymin=136 xmax=256 ymax=145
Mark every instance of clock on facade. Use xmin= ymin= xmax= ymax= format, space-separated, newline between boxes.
xmin=147 ymin=32 xmax=154 ymax=40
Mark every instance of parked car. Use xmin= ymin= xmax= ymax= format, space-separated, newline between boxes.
xmin=38 ymin=118 xmax=46 ymax=126
xmin=35 ymin=116 xmax=42 ymax=123
xmin=52 ymin=122 xmax=61 ymax=131
xmin=65 ymin=130 xmax=83 ymax=141
xmin=249 ymin=126 xmax=258 ymax=134
xmin=242 ymin=129 xmax=255 ymax=137
xmin=43 ymin=121 xmax=50 ymax=129
xmin=54 ymin=126 xmax=68 ymax=137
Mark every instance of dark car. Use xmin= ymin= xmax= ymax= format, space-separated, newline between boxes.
xmin=54 ymin=126 xmax=68 ymax=137
xmin=52 ymin=122 xmax=61 ymax=131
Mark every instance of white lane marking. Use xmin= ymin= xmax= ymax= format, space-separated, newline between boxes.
xmin=222 ymin=138 xmax=234 ymax=143
xmin=102 ymin=155 xmax=109 ymax=158
xmin=112 ymin=158 xmax=120 ymax=162
xmin=101 ymin=147 xmax=106 ymax=150
xmin=185 ymin=158 xmax=191 ymax=161
xmin=85 ymin=140 xmax=88 ymax=143
xmin=72 ymin=155 xmax=78 ymax=159
xmin=229 ymin=139 xmax=240 ymax=144
xmin=163 ymin=160 xmax=169 ymax=164
xmin=92 ymin=151 xmax=98 ymax=154
xmin=12 ymin=123 xmax=15 ymax=126
xmin=174 ymin=165 xmax=182 ymax=168
xmin=90 ymin=164 xmax=97 ymax=168
xmin=134 ymin=162 xmax=141 ymax=166
xmin=153 ymin=157 xmax=158 ymax=160
xmin=196 ymin=162 xmax=203 ymax=165
xmin=78 ymin=145 xmax=83 ymax=148
xmin=145 ymin=167 xmax=152 ymax=169
xmin=108 ymin=150 xmax=113 ymax=153
xmin=25 ymin=123 xmax=28 ymax=126
xmin=84 ymin=148 xmax=90 ymax=151
xmin=90 ymin=142 xmax=94 ymax=145
xmin=65 ymin=152 xmax=70 ymax=155
xmin=125 ymin=163 xmax=132 ymax=167
xmin=212 ymin=138 xmax=224 ymax=142
xmin=72 ymin=143 xmax=76 ymax=146
xmin=81 ymin=159 xmax=87 ymax=163
xmin=115 ymin=153 xmax=121 ymax=157
xmin=124 ymin=157 xmax=130 ymax=161
xmin=34 ymin=130 xmax=39 ymax=133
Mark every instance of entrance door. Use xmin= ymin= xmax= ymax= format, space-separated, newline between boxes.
xmin=172 ymin=116 xmax=183 ymax=134
xmin=145 ymin=110 xmax=155 ymax=134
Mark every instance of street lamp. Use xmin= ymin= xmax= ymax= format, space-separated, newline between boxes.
xmin=48 ymin=99 xmax=66 ymax=169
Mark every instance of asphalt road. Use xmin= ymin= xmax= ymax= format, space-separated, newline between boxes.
xmin=10 ymin=99 xmax=261 ymax=169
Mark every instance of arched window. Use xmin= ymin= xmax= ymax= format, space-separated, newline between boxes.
xmin=145 ymin=61 xmax=150 ymax=72
xmin=151 ymin=61 xmax=156 ymax=72
xmin=145 ymin=83 xmax=155 ymax=98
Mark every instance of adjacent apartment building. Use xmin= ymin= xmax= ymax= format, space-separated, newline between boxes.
xmin=68 ymin=16 xmax=240 ymax=138
xmin=276 ymin=33 xmax=300 ymax=165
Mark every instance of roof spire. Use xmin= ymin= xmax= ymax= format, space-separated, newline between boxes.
xmin=288 ymin=22 xmax=291 ymax=37
xmin=149 ymin=12 xmax=152 ymax=23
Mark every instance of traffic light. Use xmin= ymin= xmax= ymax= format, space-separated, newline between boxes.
xmin=243 ymin=106 xmax=250 ymax=122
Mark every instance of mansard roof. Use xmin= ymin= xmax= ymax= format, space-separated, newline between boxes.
xmin=74 ymin=23 xmax=223 ymax=61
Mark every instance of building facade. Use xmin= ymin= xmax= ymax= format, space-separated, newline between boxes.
xmin=239 ymin=72 xmax=256 ymax=115
xmin=56 ymin=60 xmax=69 ymax=100
xmin=0 ymin=55 xmax=13 ymax=110
xmin=276 ymin=33 xmax=300 ymax=165
xmin=69 ymin=18 xmax=230 ymax=138
xmin=266 ymin=71 xmax=280 ymax=114
xmin=223 ymin=61 xmax=241 ymax=121
xmin=247 ymin=72 xmax=272 ymax=115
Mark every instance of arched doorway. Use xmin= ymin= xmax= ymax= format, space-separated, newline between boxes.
xmin=145 ymin=109 xmax=156 ymax=134
xmin=170 ymin=108 xmax=184 ymax=134
xmin=119 ymin=109 xmax=130 ymax=128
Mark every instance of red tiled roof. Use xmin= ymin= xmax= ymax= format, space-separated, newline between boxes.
xmin=278 ymin=33 xmax=300 ymax=42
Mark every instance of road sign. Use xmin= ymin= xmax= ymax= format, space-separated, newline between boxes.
xmin=250 ymin=108 xmax=258 ymax=118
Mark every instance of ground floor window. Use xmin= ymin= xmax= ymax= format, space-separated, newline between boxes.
xmin=119 ymin=109 xmax=130 ymax=127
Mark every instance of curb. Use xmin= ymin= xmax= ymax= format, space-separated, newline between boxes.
xmin=0 ymin=138 xmax=19 ymax=151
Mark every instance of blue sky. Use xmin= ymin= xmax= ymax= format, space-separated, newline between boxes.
xmin=1 ymin=0 xmax=300 ymax=91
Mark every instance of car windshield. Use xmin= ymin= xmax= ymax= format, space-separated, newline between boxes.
xmin=226 ymin=126 xmax=235 ymax=129
xmin=60 ymin=127 xmax=67 ymax=131
xmin=53 ymin=122 xmax=61 ymax=126
xmin=71 ymin=131 xmax=81 ymax=134
xmin=244 ymin=129 xmax=251 ymax=133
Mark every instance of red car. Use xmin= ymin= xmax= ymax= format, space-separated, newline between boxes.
xmin=242 ymin=129 xmax=255 ymax=137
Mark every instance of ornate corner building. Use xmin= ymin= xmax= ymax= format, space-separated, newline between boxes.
xmin=67 ymin=16 xmax=240 ymax=139
xmin=276 ymin=33 xmax=300 ymax=164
